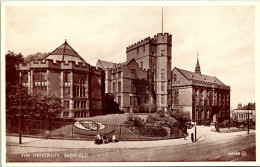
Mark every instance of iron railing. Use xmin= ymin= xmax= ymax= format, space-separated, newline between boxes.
xmin=6 ymin=119 xmax=187 ymax=141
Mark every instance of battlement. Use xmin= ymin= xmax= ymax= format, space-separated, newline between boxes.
xmin=153 ymin=33 xmax=172 ymax=44
xmin=18 ymin=59 xmax=97 ymax=72
xmin=90 ymin=66 xmax=105 ymax=75
xmin=126 ymin=33 xmax=172 ymax=52
xmin=126 ymin=37 xmax=156 ymax=52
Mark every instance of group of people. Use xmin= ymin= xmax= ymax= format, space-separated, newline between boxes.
xmin=94 ymin=134 xmax=118 ymax=144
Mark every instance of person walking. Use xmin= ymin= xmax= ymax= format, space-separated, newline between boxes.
xmin=191 ymin=132 xmax=194 ymax=142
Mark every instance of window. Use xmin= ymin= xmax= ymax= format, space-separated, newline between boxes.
xmin=131 ymin=69 xmax=137 ymax=78
xmin=64 ymin=101 xmax=70 ymax=109
xmin=113 ymin=83 xmax=116 ymax=93
xmin=21 ymin=72 xmax=28 ymax=83
xmin=76 ymin=86 xmax=80 ymax=97
xmin=64 ymin=72 xmax=70 ymax=82
xmin=80 ymin=86 xmax=82 ymax=97
xmin=161 ymin=50 xmax=165 ymax=56
xmin=161 ymin=95 xmax=165 ymax=104
xmin=73 ymin=86 xmax=76 ymax=97
xmin=161 ymin=82 xmax=165 ymax=91
xmin=74 ymin=101 xmax=80 ymax=109
xmin=81 ymin=101 xmax=86 ymax=109
xmin=130 ymin=96 xmax=136 ymax=106
xmin=64 ymin=87 xmax=70 ymax=97
xmin=137 ymin=48 xmax=139 ymax=54
xmin=118 ymin=72 xmax=121 ymax=78
xmin=142 ymin=46 xmax=145 ymax=52
xmin=161 ymin=69 xmax=165 ymax=80
xmin=118 ymin=82 xmax=121 ymax=92
xmin=118 ymin=96 xmax=121 ymax=106
xmin=63 ymin=112 xmax=69 ymax=118
xmin=131 ymin=82 xmax=136 ymax=93
xmin=34 ymin=70 xmax=47 ymax=89
xmin=140 ymin=62 xmax=143 ymax=69
xmin=152 ymin=52 xmax=155 ymax=56
xmin=173 ymin=74 xmax=177 ymax=82
xmin=82 ymin=87 xmax=86 ymax=97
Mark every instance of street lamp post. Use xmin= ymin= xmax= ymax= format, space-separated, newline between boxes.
xmin=19 ymin=72 xmax=22 ymax=144
xmin=194 ymin=94 xmax=197 ymax=141
xmin=248 ymin=103 xmax=250 ymax=134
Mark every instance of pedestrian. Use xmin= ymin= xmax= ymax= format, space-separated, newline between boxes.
xmin=191 ymin=132 xmax=194 ymax=142
xmin=95 ymin=133 xmax=102 ymax=144
xmin=112 ymin=134 xmax=118 ymax=143
xmin=102 ymin=135 xmax=109 ymax=144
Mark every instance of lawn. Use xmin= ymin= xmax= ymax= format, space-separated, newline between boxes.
xmin=12 ymin=113 xmax=178 ymax=141
xmin=74 ymin=113 xmax=129 ymax=125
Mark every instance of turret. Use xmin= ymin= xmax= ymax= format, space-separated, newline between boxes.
xmin=195 ymin=53 xmax=201 ymax=74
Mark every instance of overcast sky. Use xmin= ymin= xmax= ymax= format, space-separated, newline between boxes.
xmin=4 ymin=5 xmax=255 ymax=109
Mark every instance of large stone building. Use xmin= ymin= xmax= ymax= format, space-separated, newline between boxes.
xmin=19 ymin=40 xmax=105 ymax=118
xmin=171 ymin=57 xmax=231 ymax=124
xmin=18 ymin=32 xmax=231 ymax=121
xmin=230 ymin=103 xmax=255 ymax=125
xmin=96 ymin=59 xmax=148 ymax=112
xmin=96 ymin=33 xmax=172 ymax=112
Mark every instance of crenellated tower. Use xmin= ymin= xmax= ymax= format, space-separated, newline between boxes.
xmin=125 ymin=33 xmax=172 ymax=112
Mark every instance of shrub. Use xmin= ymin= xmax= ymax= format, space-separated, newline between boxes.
xmin=127 ymin=113 xmax=133 ymax=121
xmin=138 ymin=126 xmax=168 ymax=137
xmin=132 ymin=116 xmax=145 ymax=127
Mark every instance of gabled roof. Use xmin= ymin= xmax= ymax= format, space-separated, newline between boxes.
xmin=175 ymin=67 xmax=226 ymax=86
xmin=97 ymin=59 xmax=117 ymax=69
xmin=97 ymin=58 xmax=137 ymax=70
xmin=120 ymin=58 xmax=136 ymax=66
xmin=44 ymin=40 xmax=87 ymax=64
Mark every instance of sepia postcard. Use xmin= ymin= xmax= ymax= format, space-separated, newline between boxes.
xmin=1 ymin=1 xmax=260 ymax=166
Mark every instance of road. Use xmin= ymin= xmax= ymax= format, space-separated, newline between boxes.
xmin=6 ymin=127 xmax=256 ymax=162
xmin=72 ymin=132 xmax=256 ymax=162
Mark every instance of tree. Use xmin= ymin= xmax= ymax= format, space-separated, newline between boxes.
xmin=132 ymin=78 xmax=156 ymax=113
xmin=6 ymin=51 xmax=24 ymax=124
xmin=146 ymin=110 xmax=178 ymax=127
xmin=172 ymin=108 xmax=191 ymax=125
xmin=29 ymin=89 xmax=64 ymax=119
xmin=24 ymin=52 xmax=49 ymax=63
xmin=6 ymin=85 xmax=31 ymax=127
xmin=6 ymin=51 xmax=24 ymax=88
xmin=104 ymin=94 xmax=123 ymax=115
xmin=6 ymin=88 xmax=64 ymax=123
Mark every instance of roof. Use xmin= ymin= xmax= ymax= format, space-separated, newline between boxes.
xmin=44 ymin=40 xmax=87 ymax=64
xmin=97 ymin=58 xmax=136 ymax=69
xmin=97 ymin=59 xmax=117 ymax=69
xmin=120 ymin=58 xmax=135 ymax=66
xmin=175 ymin=67 xmax=226 ymax=86
xmin=235 ymin=103 xmax=255 ymax=110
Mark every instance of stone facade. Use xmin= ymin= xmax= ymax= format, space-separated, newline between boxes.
xmin=231 ymin=103 xmax=256 ymax=124
xmin=19 ymin=41 xmax=105 ymax=118
xmin=97 ymin=33 xmax=172 ymax=112
xmin=172 ymin=58 xmax=231 ymax=124
xmin=96 ymin=59 xmax=148 ymax=112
